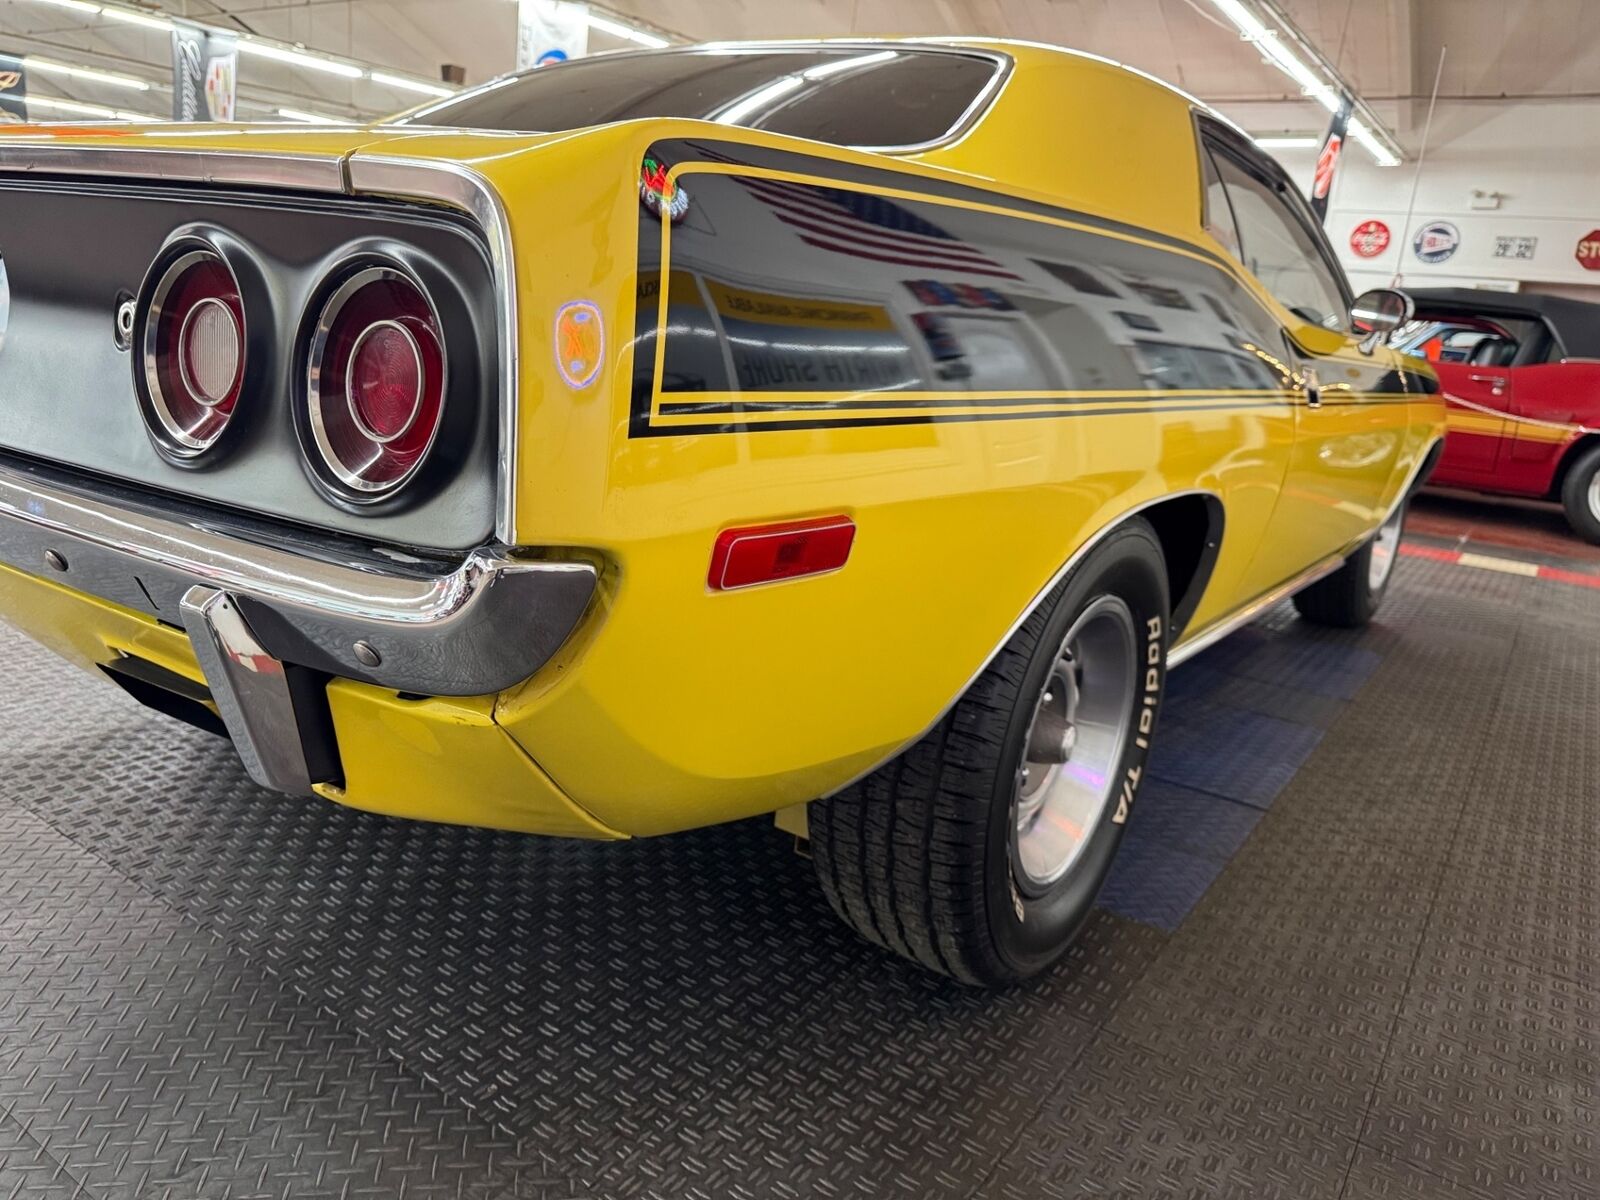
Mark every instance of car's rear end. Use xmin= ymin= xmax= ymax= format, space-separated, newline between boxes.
xmin=0 ymin=125 xmax=627 ymax=836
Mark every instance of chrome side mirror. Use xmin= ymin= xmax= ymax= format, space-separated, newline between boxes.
xmin=1350 ymin=288 xmax=1414 ymax=355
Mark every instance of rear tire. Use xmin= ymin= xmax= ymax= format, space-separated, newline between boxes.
xmin=1293 ymin=501 xmax=1405 ymax=628
xmin=1559 ymin=443 xmax=1600 ymax=545
xmin=810 ymin=520 xmax=1170 ymax=987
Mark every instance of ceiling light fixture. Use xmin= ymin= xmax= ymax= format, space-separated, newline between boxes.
xmin=100 ymin=6 xmax=174 ymax=32
xmin=25 ymin=56 xmax=151 ymax=91
xmin=238 ymin=39 xmax=364 ymax=79
xmin=584 ymin=13 xmax=670 ymax=48
xmin=1208 ymin=0 xmax=1403 ymax=166
xmin=276 ymin=107 xmax=356 ymax=124
xmin=368 ymin=70 xmax=454 ymax=98
xmin=17 ymin=0 xmax=455 ymax=101
xmin=23 ymin=94 xmax=160 ymax=120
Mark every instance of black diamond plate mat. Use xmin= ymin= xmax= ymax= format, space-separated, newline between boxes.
xmin=2 ymin=546 xmax=1597 ymax=1198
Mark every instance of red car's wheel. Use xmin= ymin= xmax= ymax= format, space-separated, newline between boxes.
xmin=1559 ymin=443 xmax=1600 ymax=545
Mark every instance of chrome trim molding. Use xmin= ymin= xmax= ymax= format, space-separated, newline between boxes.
xmin=0 ymin=458 xmax=595 ymax=697
xmin=305 ymin=262 xmax=447 ymax=498
xmin=0 ymin=142 xmax=348 ymax=193
xmin=1171 ymin=435 xmax=1445 ymax=668
xmin=181 ymin=586 xmax=317 ymax=795
xmin=346 ymin=155 xmax=520 ymax=544
xmin=1168 ymin=556 xmax=1341 ymax=667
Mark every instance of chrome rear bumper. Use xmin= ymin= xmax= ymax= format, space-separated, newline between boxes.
xmin=0 ymin=456 xmax=597 ymax=701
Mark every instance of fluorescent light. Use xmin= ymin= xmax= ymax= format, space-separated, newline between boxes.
xmin=28 ymin=0 xmax=103 ymax=13
xmin=1254 ymin=136 xmax=1319 ymax=149
xmin=25 ymin=57 xmax=151 ymax=91
xmin=585 ymin=13 xmax=669 ymax=47
xmin=25 ymin=95 xmax=121 ymax=118
xmin=276 ymin=107 xmax=356 ymax=124
xmin=1347 ymin=117 xmax=1401 ymax=167
xmin=368 ymin=70 xmax=454 ymax=98
xmin=101 ymin=6 xmax=175 ymax=32
xmin=1208 ymin=0 xmax=1402 ymax=165
xmin=714 ymin=75 xmax=803 ymax=127
xmin=802 ymin=50 xmax=896 ymax=80
xmin=239 ymin=39 xmax=365 ymax=79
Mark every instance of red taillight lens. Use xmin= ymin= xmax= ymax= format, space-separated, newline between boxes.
xmin=709 ymin=516 xmax=856 ymax=591
xmin=141 ymin=249 xmax=245 ymax=457
xmin=306 ymin=265 xmax=446 ymax=499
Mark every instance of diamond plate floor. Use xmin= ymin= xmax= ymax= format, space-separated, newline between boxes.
xmin=1 ymin=549 xmax=1596 ymax=1199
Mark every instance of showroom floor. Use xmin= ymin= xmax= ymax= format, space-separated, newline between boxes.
xmin=1 ymin=493 xmax=1595 ymax=1200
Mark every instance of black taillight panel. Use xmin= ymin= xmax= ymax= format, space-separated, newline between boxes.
xmin=0 ymin=179 xmax=499 ymax=553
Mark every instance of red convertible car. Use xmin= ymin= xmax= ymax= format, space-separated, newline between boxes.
xmin=1401 ymin=288 xmax=1600 ymax=542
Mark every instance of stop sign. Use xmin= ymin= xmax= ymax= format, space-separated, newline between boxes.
xmin=1578 ymin=231 xmax=1600 ymax=270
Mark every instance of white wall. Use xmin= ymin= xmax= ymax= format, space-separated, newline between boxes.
xmin=1266 ymin=99 xmax=1600 ymax=298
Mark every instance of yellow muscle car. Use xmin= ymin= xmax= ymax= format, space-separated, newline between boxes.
xmin=0 ymin=39 xmax=1443 ymax=985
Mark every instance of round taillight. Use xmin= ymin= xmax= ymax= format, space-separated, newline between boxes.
xmin=141 ymin=248 xmax=246 ymax=457
xmin=305 ymin=265 xmax=446 ymax=499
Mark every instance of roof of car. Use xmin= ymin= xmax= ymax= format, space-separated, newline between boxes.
xmin=1406 ymin=287 xmax=1600 ymax=359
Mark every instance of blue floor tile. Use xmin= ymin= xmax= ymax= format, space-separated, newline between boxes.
xmin=1098 ymin=835 xmax=1225 ymax=932
xmin=1121 ymin=778 xmax=1263 ymax=863
xmin=1146 ymin=702 xmax=1324 ymax=808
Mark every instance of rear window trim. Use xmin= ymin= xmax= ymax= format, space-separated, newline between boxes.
xmin=390 ymin=42 xmax=1014 ymax=156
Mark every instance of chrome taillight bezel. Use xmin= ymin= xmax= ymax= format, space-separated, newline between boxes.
xmin=136 ymin=239 xmax=248 ymax=463
xmin=301 ymin=259 xmax=449 ymax=504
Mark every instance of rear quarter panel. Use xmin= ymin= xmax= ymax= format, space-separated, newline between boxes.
xmin=463 ymin=113 xmax=1321 ymax=836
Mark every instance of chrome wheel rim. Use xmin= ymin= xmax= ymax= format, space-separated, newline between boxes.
xmin=1011 ymin=595 xmax=1139 ymax=893
xmin=1588 ymin=473 xmax=1600 ymax=523
xmin=1368 ymin=505 xmax=1404 ymax=592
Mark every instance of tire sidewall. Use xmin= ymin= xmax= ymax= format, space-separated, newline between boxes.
xmin=982 ymin=525 xmax=1169 ymax=978
xmin=1562 ymin=446 xmax=1600 ymax=543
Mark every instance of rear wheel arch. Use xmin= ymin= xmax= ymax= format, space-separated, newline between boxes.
xmin=1137 ymin=492 xmax=1224 ymax=641
xmin=1550 ymin=433 xmax=1600 ymax=500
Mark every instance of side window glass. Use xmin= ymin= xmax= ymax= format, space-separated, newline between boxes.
xmin=1208 ymin=147 xmax=1349 ymax=331
xmin=1200 ymin=147 xmax=1243 ymax=262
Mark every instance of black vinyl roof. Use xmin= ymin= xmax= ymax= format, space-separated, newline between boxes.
xmin=1406 ymin=287 xmax=1600 ymax=360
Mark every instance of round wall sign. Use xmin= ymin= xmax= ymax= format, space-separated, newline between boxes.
xmin=1576 ymin=231 xmax=1600 ymax=272
xmin=1413 ymin=221 xmax=1461 ymax=264
xmin=1350 ymin=220 xmax=1391 ymax=259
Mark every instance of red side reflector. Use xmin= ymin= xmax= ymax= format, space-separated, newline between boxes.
xmin=709 ymin=516 xmax=856 ymax=591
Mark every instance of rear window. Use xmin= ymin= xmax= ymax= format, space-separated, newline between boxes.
xmin=392 ymin=47 xmax=1003 ymax=149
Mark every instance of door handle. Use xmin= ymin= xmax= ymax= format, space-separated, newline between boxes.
xmin=1468 ymin=373 xmax=1508 ymax=396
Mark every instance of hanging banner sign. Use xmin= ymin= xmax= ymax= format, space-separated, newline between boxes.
xmin=0 ymin=53 xmax=26 ymax=124
xmin=1309 ymin=96 xmax=1352 ymax=224
xmin=171 ymin=21 xmax=238 ymax=121
xmin=517 ymin=0 xmax=589 ymax=69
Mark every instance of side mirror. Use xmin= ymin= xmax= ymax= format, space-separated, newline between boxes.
xmin=1350 ymin=288 xmax=1414 ymax=354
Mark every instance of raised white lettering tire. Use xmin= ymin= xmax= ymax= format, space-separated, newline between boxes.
xmin=810 ymin=520 xmax=1170 ymax=987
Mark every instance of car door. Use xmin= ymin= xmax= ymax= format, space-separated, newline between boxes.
xmin=1434 ymin=357 xmax=1511 ymax=481
xmin=1200 ymin=131 xmax=1410 ymax=593
xmin=1504 ymin=360 xmax=1600 ymax=494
